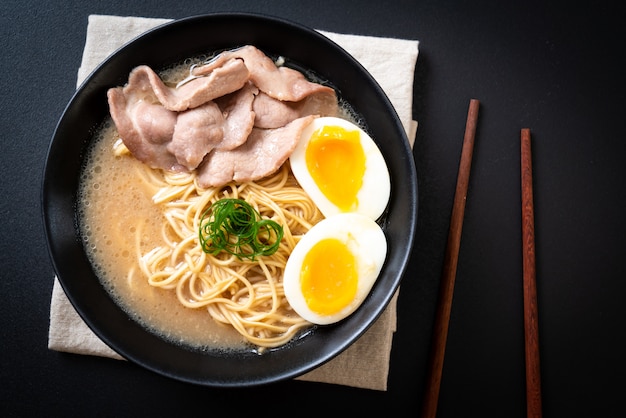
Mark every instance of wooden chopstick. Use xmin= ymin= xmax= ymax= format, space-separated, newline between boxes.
xmin=521 ymin=128 xmax=543 ymax=418
xmin=421 ymin=99 xmax=480 ymax=418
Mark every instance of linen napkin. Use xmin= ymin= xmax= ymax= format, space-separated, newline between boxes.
xmin=48 ymin=14 xmax=419 ymax=391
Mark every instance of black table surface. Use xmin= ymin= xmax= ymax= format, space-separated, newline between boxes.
xmin=2 ymin=1 xmax=624 ymax=416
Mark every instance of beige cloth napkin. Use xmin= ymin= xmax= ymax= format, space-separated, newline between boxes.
xmin=48 ymin=14 xmax=419 ymax=391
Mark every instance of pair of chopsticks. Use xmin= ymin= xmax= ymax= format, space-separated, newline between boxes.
xmin=420 ymin=100 xmax=542 ymax=418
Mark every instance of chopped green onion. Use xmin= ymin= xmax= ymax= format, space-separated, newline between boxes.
xmin=199 ymin=198 xmax=283 ymax=260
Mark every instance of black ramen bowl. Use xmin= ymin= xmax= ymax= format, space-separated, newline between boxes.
xmin=42 ymin=13 xmax=418 ymax=387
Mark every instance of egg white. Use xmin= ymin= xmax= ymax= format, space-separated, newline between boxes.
xmin=283 ymin=213 xmax=387 ymax=325
xmin=289 ymin=116 xmax=391 ymax=221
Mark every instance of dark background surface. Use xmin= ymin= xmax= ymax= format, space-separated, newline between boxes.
xmin=1 ymin=1 xmax=624 ymax=416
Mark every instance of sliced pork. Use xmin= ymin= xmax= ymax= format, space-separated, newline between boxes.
xmin=107 ymin=87 xmax=183 ymax=171
xmin=193 ymin=45 xmax=336 ymax=103
xmin=253 ymin=90 xmax=339 ymax=129
xmin=107 ymin=45 xmax=338 ymax=186
xmin=251 ymin=92 xmax=300 ymax=129
xmin=168 ymin=101 xmax=224 ymax=170
xmin=214 ymin=81 xmax=258 ymax=150
xmin=125 ymin=59 xmax=249 ymax=112
xmin=197 ymin=116 xmax=316 ymax=188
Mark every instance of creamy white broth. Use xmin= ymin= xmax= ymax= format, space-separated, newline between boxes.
xmin=78 ymin=120 xmax=248 ymax=351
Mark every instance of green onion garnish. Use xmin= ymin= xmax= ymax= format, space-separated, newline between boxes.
xmin=199 ymin=198 xmax=284 ymax=260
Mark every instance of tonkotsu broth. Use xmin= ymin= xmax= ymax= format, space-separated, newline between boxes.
xmin=78 ymin=120 xmax=248 ymax=351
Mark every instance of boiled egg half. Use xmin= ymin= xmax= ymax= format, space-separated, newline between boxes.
xmin=283 ymin=212 xmax=387 ymax=325
xmin=289 ymin=116 xmax=391 ymax=220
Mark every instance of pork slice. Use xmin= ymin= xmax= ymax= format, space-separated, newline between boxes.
xmin=192 ymin=46 xmax=253 ymax=77
xmin=297 ymin=88 xmax=340 ymax=119
xmin=251 ymin=92 xmax=300 ymax=129
xmin=268 ymin=66 xmax=336 ymax=102
xmin=125 ymin=59 xmax=249 ymax=112
xmin=168 ymin=101 xmax=224 ymax=170
xmin=197 ymin=115 xmax=316 ymax=188
xmin=107 ymin=87 xmax=182 ymax=171
xmin=188 ymin=48 xmax=235 ymax=76
xmin=252 ymin=89 xmax=339 ymax=129
xmin=214 ymin=82 xmax=258 ymax=151
xmin=193 ymin=45 xmax=336 ymax=103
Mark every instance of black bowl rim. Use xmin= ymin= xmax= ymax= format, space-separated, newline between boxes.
xmin=42 ymin=12 xmax=418 ymax=387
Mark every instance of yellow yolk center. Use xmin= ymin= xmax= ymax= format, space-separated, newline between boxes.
xmin=300 ymin=238 xmax=358 ymax=315
xmin=305 ymin=125 xmax=366 ymax=212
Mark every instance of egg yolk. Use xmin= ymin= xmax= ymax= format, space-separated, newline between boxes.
xmin=300 ymin=237 xmax=358 ymax=315
xmin=305 ymin=125 xmax=366 ymax=212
